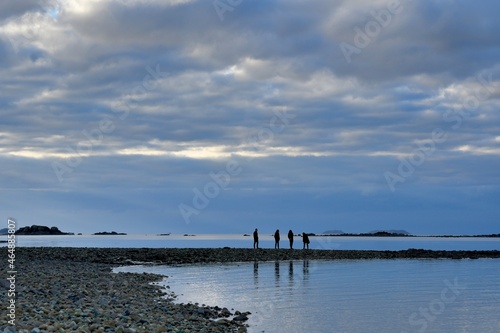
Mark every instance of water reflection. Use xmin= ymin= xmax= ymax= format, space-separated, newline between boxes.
xmin=252 ymin=260 xmax=314 ymax=293
xmin=116 ymin=259 xmax=500 ymax=333
xmin=274 ymin=261 xmax=280 ymax=286
xmin=254 ymin=260 xmax=258 ymax=287
xmin=252 ymin=260 xmax=310 ymax=291
xmin=288 ymin=261 xmax=297 ymax=291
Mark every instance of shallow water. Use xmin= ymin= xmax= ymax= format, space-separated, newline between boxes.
xmin=3 ymin=233 xmax=500 ymax=250
xmin=116 ymin=259 xmax=500 ymax=333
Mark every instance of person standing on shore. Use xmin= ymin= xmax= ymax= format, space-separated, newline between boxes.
xmin=274 ymin=229 xmax=280 ymax=249
xmin=253 ymin=228 xmax=259 ymax=249
xmin=288 ymin=230 xmax=294 ymax=249
xmin=302 ymin=232 xmax=310 ymax=250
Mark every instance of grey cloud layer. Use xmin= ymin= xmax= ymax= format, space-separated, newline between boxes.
xmin=1 ymin=0 xmax=499 ymax=233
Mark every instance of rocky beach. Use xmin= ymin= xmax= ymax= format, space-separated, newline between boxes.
xmin=1 ymin=247 xmax=500 ymax=333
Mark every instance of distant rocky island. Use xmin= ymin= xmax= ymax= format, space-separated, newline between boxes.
xmin=430 ymin=233 xmax=500 ymax=238
xmin=318 ymin=229 xmax=410 ymax=237
xmin=92 ymin=231 xmax=127 ymax=235
xmin=319 ymin=229 xmax=499 ymax=238
xmin=14 ymin=225 xmax=73 ymax=235
xmin=321 ymin=230 xmax=345 ymax=235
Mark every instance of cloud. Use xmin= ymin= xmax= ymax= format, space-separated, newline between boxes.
xmin=1 ymin=0 xmax=499 ymax=234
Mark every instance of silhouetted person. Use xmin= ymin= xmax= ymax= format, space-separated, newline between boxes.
xmin=274 ymin=229 xmax=280 ymax=249
xmin=302 ymin=232 xmax=310 ymax=249
xmin=253 ymin=228 xmax=259 ymax=249
xmin=288 ymin=229 xmax=294 ymax=249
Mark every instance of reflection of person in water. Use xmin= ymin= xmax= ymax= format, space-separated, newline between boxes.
xmin=274 ymin=229 xmax=280 ymax=249
xmin=254 ymin=260 xmax=259 ymax=286
xmin=288 ymin=230 xmax=294 ymax=249
xmin=302 ymin=232 xmax=310 ymax=249
xmin=275 ymin=260 xmax=280 ymax=280
xmin=253 ymin=228 xmax=259 ymax=249
xmin=303 ymin=259 xmax=309 ymax=278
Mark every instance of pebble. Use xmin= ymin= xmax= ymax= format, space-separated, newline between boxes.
xmin=0 ymin=256 xmax=246 ymax=333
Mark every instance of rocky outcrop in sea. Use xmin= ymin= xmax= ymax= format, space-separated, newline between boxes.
xmin=15 ymin=225 xmax=73 ymax=235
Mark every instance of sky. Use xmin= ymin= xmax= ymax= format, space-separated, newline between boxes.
xmin=1 ymin=0 xmax=499 ymax=235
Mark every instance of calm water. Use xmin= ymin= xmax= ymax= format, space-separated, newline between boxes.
xmin=116 ymin=259 xmax=500 ymax=333
xmin=2 ymin=233 xmax=500 ymax=250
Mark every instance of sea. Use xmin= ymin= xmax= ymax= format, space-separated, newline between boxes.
xmin=4 ymin=234 xmax=500 ymax=333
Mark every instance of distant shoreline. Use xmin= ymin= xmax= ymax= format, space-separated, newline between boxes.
xmin=314 ymin=232 xmax=500 ymax=238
